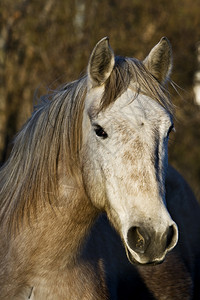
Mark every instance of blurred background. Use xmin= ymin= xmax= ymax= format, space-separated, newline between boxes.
xmin=0 ymin=0 xmax=200 ymax=201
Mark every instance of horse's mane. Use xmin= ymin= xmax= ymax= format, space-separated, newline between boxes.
xmin=0 ymin=76 xmax=87 ymax=229
xmin=0 ymin=56 xmax=173 ymax=229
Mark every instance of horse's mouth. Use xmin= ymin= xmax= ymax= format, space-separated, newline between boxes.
xmin=125 ymin=245 xmax=164 ymax=266
xmin=125 ymin=245 xmax=138 ymax=264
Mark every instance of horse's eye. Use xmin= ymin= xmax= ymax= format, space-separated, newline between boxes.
xmin=94 ymin=125 xmax=108 ymax=139
xmin=167 ymin=124 xmax=175 ymax=138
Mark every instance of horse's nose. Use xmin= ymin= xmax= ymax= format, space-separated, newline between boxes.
xmin=127 ymin=226 xmax=150 ymax=254
xmin=127 ymin=224 xmax=178 ymax=255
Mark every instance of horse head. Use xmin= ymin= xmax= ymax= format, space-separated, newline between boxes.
xmin=81 ymin=37 xmax=178 ymax=265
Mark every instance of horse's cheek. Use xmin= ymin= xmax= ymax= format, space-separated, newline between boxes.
xmin=82 ymin=155 xmax=106 ymax=210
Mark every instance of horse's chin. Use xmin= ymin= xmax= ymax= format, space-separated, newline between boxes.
xmin=125 ymin=245 xmax=165 ymax=266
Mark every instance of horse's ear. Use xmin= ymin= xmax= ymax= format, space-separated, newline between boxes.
xmin=88 ymin=37 xmax=115 ymax=87
xmin=143 ymin=37 xmax=172 ymax=84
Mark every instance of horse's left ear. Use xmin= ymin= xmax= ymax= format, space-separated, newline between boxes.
xmin=88 ymin=37 xmax=115 ymax=87
xmin=143 ymin=37 xmax=172 ymax=84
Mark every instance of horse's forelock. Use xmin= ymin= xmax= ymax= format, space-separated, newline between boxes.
xmin=99 ymin=56 xmax=174 ymax=116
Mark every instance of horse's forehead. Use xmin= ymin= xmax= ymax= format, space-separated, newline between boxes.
xmin=105 ymin=90 xmax=171 ymax=124
xmin=86 ymin=85 xmax=171 ymax=127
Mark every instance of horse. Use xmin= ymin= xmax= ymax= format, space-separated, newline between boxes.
xmin=0 ymin=36 xmax=200 ymax=299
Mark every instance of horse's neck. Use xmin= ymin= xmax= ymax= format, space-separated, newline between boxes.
xmin=0 ymin=175 xmax=100 ymax=298
xmin=36 ymin=198 xmax=97 ymax=265
xmin=7 ymin=180 xmax=97 ymax=271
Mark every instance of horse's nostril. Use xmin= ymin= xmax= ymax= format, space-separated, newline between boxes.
xmin=166 ymin=225 xmax=175 ymax=249
xmin=127 ymin=226 xmax=149 ymax=254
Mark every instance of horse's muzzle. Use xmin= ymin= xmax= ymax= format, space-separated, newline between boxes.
xmin=125 ymin=224 xmax=178 ymax=265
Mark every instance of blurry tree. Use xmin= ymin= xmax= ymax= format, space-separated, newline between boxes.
xmin=0 ymin=0 xmax=200 ymax=198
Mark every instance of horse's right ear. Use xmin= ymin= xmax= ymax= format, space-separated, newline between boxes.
xmin=88 ymin=37 xmax=115 ymax=87
xmin=143 ymin=37 xmax=172 ymax=84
